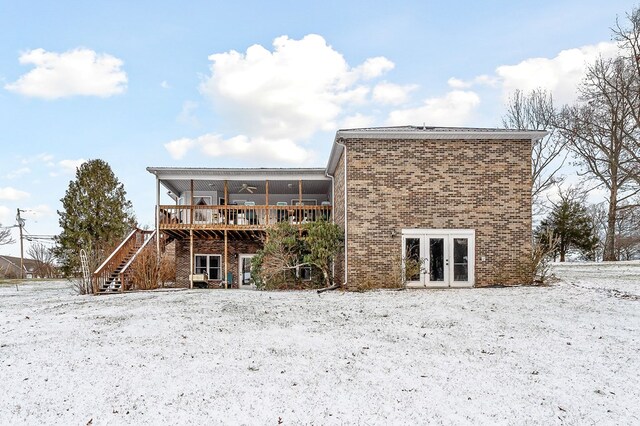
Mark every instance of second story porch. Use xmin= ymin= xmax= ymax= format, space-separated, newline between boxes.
xmin=148 ymin=167 xmax=333 ymax=238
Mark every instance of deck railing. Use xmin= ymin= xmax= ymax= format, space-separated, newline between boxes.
xmin=92 ymin=228 xmax=153 ymax=293
xmin=119 ymin=230 xmax=157 ymax=291
xmin=158 ymin=204 xmax=332 ymax=229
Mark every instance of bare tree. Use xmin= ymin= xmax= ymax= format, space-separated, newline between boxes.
xmin=557 ymin=56 xmax=640 ymax=261
xmin=615 ymin=202 xmax=640 ymax=260
xmin=586 ymin=202 xmax=608 ymax=261
xmin=0 ymin=224 xmax=15 ymax=246
xmin=502 ymin=88 xmax=567 ymax=211
xmin=27 ymin=242 xmax=56 ymax=278
xmin=612 ymin=7 xmax=640 ymax=180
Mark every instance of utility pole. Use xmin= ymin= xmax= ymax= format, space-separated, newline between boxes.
xmin=16 ymin=208 xmax=25 ymax=280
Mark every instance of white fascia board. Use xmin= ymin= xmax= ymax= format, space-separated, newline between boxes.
xmin=325 ymin=139 xmax=345 ymax=176
xmin=147 ymin=168 xmax=329 ymax=182
xmin=336 ymin=130 xmax=548 ymax=140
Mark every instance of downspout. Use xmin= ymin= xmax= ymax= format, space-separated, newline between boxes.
xmin=324 ymin=168 xmax=335 ymax=281
xmin=339 ymin=139 xmax=348 ymax=287
xmin=326 ymin=137 xmax=348 ymax=287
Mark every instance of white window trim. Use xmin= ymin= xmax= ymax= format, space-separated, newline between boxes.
xmin=194 ymin=253 xmax=222 ymax=280
xmin=401 ymin=229 xmax=475 ymax=288
xmin=402 ymin=228 xmax=476 ymax=236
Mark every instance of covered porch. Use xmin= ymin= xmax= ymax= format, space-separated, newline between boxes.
xmin=147 ymin=167 xmax=333 ymax=289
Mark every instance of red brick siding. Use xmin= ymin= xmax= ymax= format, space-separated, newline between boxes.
xmin=175 ymin=238 xmax=263 ymax=288
xmin=342 ymin=137 xmax=532 ymax=288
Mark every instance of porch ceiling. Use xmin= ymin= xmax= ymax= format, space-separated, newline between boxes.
xmin=163 ymin=179 xmax=331 ymax=196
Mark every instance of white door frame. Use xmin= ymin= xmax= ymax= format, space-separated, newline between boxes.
xmin=238 ymin=254 xmax=256 ymax=289
xmin=401 ymin=229 xmax=475 ymax=288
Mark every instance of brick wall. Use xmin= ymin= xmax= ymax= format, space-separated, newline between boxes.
xmin=175 ymin=237 xmax=262 ymax=288
xmin=342 ymin=137 xmax=532 ymax=288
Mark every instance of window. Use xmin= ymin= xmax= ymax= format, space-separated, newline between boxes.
xmin=297 ymin=266 xmax=312 ymax=281
xmin=194 ymin=254 xmax=221 ymax=280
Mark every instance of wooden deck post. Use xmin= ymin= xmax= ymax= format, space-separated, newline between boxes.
xmin=224 ymin=230 xmax=228 ymax=289
xmin=224 ymin=180 xmax=228 ymax=224
xmin=265 ymin=180 xmax=269 ymax=225
xmin=190 ymin=179 xmax=194 ymax=225
xmin=189 ymin=228 xmax=194 ymax=290
xmin=155 ymin=176 xmax=160 ymax=263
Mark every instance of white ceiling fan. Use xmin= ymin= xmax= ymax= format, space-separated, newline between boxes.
xmin=239 ymin=183 xmax=257 ymax=194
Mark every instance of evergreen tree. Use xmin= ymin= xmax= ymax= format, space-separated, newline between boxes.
xmin=53 ymin=159 xmax=136 ymax=276
xmin=535 ymin=197 xmax=599 ymax=262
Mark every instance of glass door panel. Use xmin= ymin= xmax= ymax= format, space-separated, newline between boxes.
xmin=239 ymin=255 xmax=255 ymax=289
xmin=452 ymin=238 xmax=469 ymax=282
xmin=426 ymin=237 xmax=448 ymax=286
xmin=429 ymin=238 xmax=445 ymax=282
xmin=403 ymin=236 xmax=423 ymax=286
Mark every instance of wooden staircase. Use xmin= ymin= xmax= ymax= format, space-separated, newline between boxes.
xmin=93 ymin=229 xmax=155 ymax=294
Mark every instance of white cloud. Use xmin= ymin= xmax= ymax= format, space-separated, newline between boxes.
xmin=165 ymin=133 xmax=314 ymax=164
xmin=24 ymin=204 xmax=53 ymax=219
xmin=160 ymin=80 xmax=170 ymax=89
xmin=21 ymin=153 xmax=54 ymax=165
xmin=447 ymin=77 xmax=471 ymax=89
xmin=56 ymin=159 xmax=86 ymax=175
xmin=387 ymin=90 xmax=481 ymax=127
xmin=177 ymin=101 xmax=199 ymax=126
xmin=339 ymin=113 xmax=375 ymax=129
xmin=165 ymin=138 xmax=195 ymax=160
xmin=5 ymin=48 xmax=127 ymax=99
xmin=447 ymin=75 xmax=497 ymax=89
xmin=495 ymin=42 xmax=619 ymax=104
xmin=0 ymin=206 xmax=12 ymax=224
xmin=199 ymin=34 xmax=394 ymax=140
xmin=0 ymin=187 xmax=30 ymax=201
xmin=354 ymin=57 xmax=395 ymax=80
xmin=4 ymin=167 xmax=31 ymax=179
xmin=373 ymin=82 xmax=418 ymax=105
xmin=450 ymin=42 xmax=620 ymax=105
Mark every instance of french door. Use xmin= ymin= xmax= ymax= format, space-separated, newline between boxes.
xmin=402 ymin=229 xmax=474 ymax=288
xmin=238 ymin=254 xmax=256 ymax=289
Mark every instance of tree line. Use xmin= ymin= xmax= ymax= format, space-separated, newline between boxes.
xmin=503 ymin=7 xmax=640 ymax=262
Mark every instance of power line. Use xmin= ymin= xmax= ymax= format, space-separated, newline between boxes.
xmin=23 ymin=228 xmax=56 ymax=242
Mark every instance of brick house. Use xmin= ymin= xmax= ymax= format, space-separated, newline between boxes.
xmin=327 ymin=126 xmax=544 ymax=288
xmin=94 ymin=126 xmax=544 ymax=292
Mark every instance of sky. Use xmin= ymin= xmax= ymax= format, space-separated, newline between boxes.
xmin=0 ymin=0 xmax=636 ymax=257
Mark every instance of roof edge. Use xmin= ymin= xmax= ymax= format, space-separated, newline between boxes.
xmin=325 ymin=128 xmax=547 ymax=174
xmin=146 ymin=167 xmax=330 ymax=181
xmin=335 ymin=129 xmax=548 ymax=140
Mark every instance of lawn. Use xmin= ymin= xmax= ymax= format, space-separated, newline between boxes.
xmin=1 ymin=262 xmax=639 ymax=425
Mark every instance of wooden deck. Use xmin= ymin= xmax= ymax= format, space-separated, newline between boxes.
xmin=158 ymin=204 xmax=331 ymax=238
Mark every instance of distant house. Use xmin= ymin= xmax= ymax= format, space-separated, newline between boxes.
xmin=0 ymin=255 xmax=40 ymax=279
xmin=94 ymin=126 xmax=545 ymax=293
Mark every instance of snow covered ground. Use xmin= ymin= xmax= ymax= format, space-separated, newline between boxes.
xmin=1 ymin=262 xmax=639 ymax=425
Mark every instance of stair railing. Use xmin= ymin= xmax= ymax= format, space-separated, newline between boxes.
xmin=93 ymin=228 xmax=148 ymax=294
xmin=118 ymin=230 xmax=157 ymax=291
